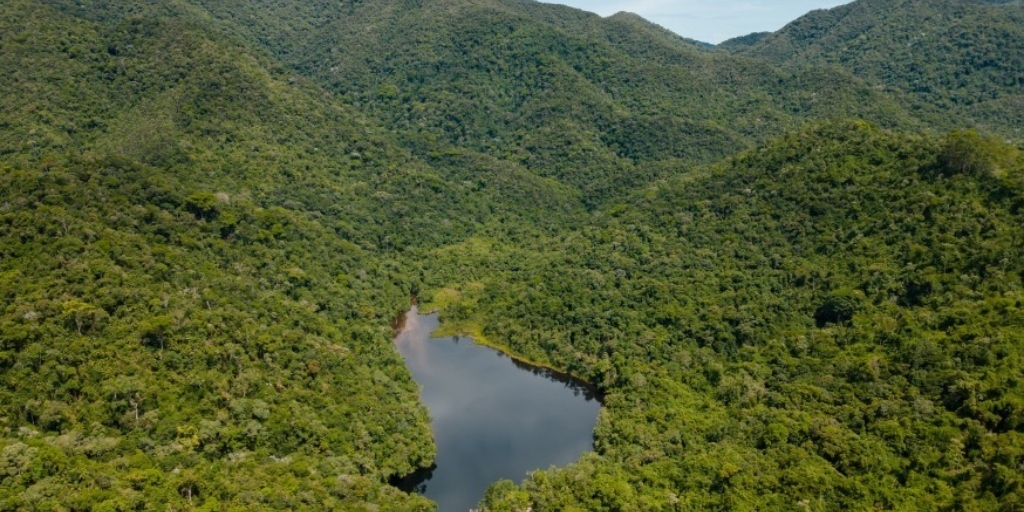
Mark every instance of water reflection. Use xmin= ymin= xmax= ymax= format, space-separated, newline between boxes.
xmin=392 ymin=306 xmax=602 ymax=512
xmin=507 ymin=357 xmax=602 ymax=402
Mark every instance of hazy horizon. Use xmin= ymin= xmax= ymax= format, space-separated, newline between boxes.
xmin=540 ymin=0 xmax=853 ymax=44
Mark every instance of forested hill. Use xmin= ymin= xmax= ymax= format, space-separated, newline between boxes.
xmin=168 ymin=0 xmax=939 ymax=205
xmin=434 ymin=122 xmax=1024 ymax=510
xmin=731 ymin=0 xmax=1024 ymax=136
xmin=1 ymin=0 xmax=1023 ymax=510
xmin=0 ymin=0 xmax=576 ymax=509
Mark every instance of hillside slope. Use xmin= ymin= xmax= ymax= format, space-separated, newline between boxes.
xmin=734 ymin=0 xmax=1024 ymax=136
xmin=165 ymin=0 xmax=938 ymax=204
xmin=0 ymin=2 xmax=439 ymax=509
xmin=436 ymin=122 xmax=1024 ymax=510
xmin=0 ymin=0 xmax=580 ymax=509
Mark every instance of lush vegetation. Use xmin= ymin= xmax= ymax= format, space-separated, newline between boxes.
xmin=0 ymin=155 xmax=438 ymax=511
xmin=733 ymin=0 xmax=1024 ymax=137
xmin=1 ymin=0 xmax=1022 ymax=510
xmin=0 ymin=0 xmax=571 ymax=508
xmin=0 ymin=1 xmax=442 ymax=509
xmin=435 ymin=122 xmax=1024 ymax=510
xmin=173 ymin=0 xmax=945 ymax=206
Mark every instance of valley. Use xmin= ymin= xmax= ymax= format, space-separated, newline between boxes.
xmin=0 ymin=0 xmax=1021 ymax=510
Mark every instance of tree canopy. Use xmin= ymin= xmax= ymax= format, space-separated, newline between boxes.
xmin=1 ymin=0 xmax=1022 ymax=510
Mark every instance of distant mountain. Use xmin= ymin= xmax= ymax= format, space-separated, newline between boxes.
xmin=36 ymin=0 xmax=990 ymax=204
xmin=717 ymin=31 xmax=772 ymax=51
xmin=734 ymin=0 xmax=1024 ymax=136
xmin=195 ymin=0 xmax=936 ymax=204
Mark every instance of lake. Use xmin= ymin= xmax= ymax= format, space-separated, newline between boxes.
xmin=392 ymin=306 xmax=602 ymax=512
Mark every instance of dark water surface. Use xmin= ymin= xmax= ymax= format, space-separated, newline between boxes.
xmin=392 ymin=306 xmax=601 ymax=512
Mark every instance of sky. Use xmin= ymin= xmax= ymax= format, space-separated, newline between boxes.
xmin=539 ymin=0 xmax=853 ymax=44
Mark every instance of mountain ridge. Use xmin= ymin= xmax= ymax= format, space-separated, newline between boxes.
xmin=733 ymin=0 xmax=1024 ymax=136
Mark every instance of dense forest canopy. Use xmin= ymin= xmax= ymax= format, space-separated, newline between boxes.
xmin=1 ymin=0 xmax=1022 ymax=510
xmin=733 ymin=0 xmax=1024 ymax=137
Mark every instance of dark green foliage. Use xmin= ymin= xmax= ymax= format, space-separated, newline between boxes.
xmin=937 ymin=129 xmax=1021 ymax=177
xmin=717 ymin=31 xmax=772 ymax=51
xmin=175 ymin=0 xmax=935 ymax=206
xmin=737 ymin=0 xmax=1024 ymax=137
xmin=440 ymin=122 xmax=1024 ymax=510
xmin=0 ymin=155 xmax=441 ymax=510
xmin=2 ymin=0 xmax=1023 ymax=510
xmin=185 ymin=192 xmax=220 ymax=220
xmin=814 ymin=290 xmax=863 ymax=327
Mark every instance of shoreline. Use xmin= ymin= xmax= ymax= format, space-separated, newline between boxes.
xmin=403 ymin=305 xmax=602 ymax=399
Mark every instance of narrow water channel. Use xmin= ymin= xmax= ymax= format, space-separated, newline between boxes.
xmin=392 ymin=306 xmax=602 ymax=512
